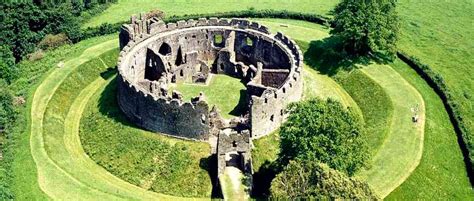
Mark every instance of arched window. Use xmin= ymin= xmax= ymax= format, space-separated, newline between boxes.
xmin=158 ymin=42 xmax=172 ymax=55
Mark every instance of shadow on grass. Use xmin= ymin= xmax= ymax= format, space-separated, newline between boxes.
xmin=199 ymin=154 xmax=223 ymax=199
xmin=229 ymin=89 xmax=248 ymax=117
xmin=251 ymin=160 xmax=281 ymax=199
xmin=97 ymin=76 xmax=144 ymax=131
xmin=298 ymin=36 xmax=371 ymax=76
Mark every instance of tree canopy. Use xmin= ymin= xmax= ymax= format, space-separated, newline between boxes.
xmin=331 ymin=0 xmax=399 ymax=60
xmin=278 ymin=98 xmax=369 ymax=176
xmin=0 ymin=46 xmax=17 ymax=84
xmin=271 ymin=159 xmax=378 ymax=199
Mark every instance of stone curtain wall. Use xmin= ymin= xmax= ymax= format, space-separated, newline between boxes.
xmin=117 ymin=14 xmax=303 ymax=140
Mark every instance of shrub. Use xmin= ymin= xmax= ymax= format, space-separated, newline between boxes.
xmin=278 ymin=98 xmax=369 ymax=176
xmin=145 ymin=9 xmax=165 ymax=20
xmin=27 ymin=49 xmax=45 ymax=62
xmin=271 ymin=159 xmax=378 ymax=199
xmin=38 ymin=33 xmax=71 ymax=50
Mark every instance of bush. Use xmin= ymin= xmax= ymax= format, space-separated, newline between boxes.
xmin=27 ymin=49 xmax=45 ymax=62
xmin=38 ymin=33 xmax=71 ymax=50
xmin=278 ymin=98 xmax=369 ymax=176
xmin=271 ymin=159 xmax=377 ymax=199
xmin=145 ymin=9 xmax=165 ymax=20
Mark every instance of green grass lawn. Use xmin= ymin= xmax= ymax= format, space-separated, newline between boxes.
xmin=386 ymin=59 xmax=473 ymax=200
xmin=396 ymin=0 xmax=474 ymax=140
xmin=83 ymin=0 xmax=339 ymax=28
xmin=170 ymin=74 xmax=246 ymax=119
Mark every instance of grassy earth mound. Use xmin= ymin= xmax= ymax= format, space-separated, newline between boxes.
xmin=80 ymin=79 xmax=213 ymax=197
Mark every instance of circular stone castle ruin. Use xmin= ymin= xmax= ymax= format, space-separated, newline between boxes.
xmin=117 ymin=14 xmax=303 ymax=192
xmin=117 ymin=15 xmax=303 ymax=142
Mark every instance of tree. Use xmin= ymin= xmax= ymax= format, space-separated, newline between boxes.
xmin=271 ymin=160 xmax=378 ymax=199
xmin=0 ymin=46 xmax=17 ymax=84
xmin=279 ymin=98 xmax=369 ymax=176
xmin=331 ymin=0 xmax=399 ymax=60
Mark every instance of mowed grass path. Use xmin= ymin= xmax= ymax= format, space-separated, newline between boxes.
xmin=30 ymin=39 xmax=201 ymax=200
xmin=387 ymin=60 xmax=473 ymax=200
xmin=356 ymin=65 xmax=425 ymax=198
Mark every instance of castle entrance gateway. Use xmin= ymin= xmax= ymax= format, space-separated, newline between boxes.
xmin=116 ymin=14 xmax=303 ymax=197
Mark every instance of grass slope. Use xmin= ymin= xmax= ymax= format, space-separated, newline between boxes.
xmin=84 ymin=0 xmax=338 ymax=28
xmin=336 ymin=70 xmax=393 ymax=154
xmin=80 ymin=78 xmax=212 ymax=197
xmin=386 ymin=59 xmax=473 ymax=200
xmin=29 ymin=38 xmax=205 ymax=200
xmin=11 ymin=34 xmax=120 ymax=200
xmin=356 ymin=65 xmax=425 ymax=198
xmin=170 ymin=74 xmax=247 ymax=119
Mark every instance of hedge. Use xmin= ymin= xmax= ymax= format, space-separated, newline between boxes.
xmin=397 ymin=52 xmax=473 ymax=182
xmin=78 ymin=9 xmax=330 ymax=41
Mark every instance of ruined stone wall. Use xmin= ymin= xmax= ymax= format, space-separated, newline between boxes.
xmin=248 ymin=32 xmax=304 ymax=138
xmin=117 ymin=15 xmax=303 ymax=140
xmin=117 ymin=75 xmax=210 ymax=140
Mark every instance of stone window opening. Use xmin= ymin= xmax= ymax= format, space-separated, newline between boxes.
xmin=180 ymin=69 xmax=184 ymax=77
xmin=171 ymin=75 xmax=176 ymax=83
xmin=280 ymin=109 xmax=284 ymax=116
xmin=270 ymin=115 xmax=274 ymax=122
xmin=245 ymin=37 xmax=253 ymax=47
xmin=274 ymin=93 xmax=277 ymax=98
xmin=283 ymin=88 xmax=286 ymax=93
xmin=232 ymin=141 xmax=238 ymax=147
xmin=214 ymin=34 xmax=224 ymax=47
xmin=158 ymin=42 xmax=172 ymax=55
xmin=264 ymin=98 xmax=268 ymax=104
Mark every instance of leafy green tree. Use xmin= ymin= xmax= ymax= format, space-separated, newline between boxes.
xmin=0 ymin=46 xmax=17 ymax=84
xmin=271 ymin=159 xmax=378 ymax=199
xmin=279 ymin=98 xmax=369 ymax=176
xmin=331 ymin=0 xmax=399 ymax=60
